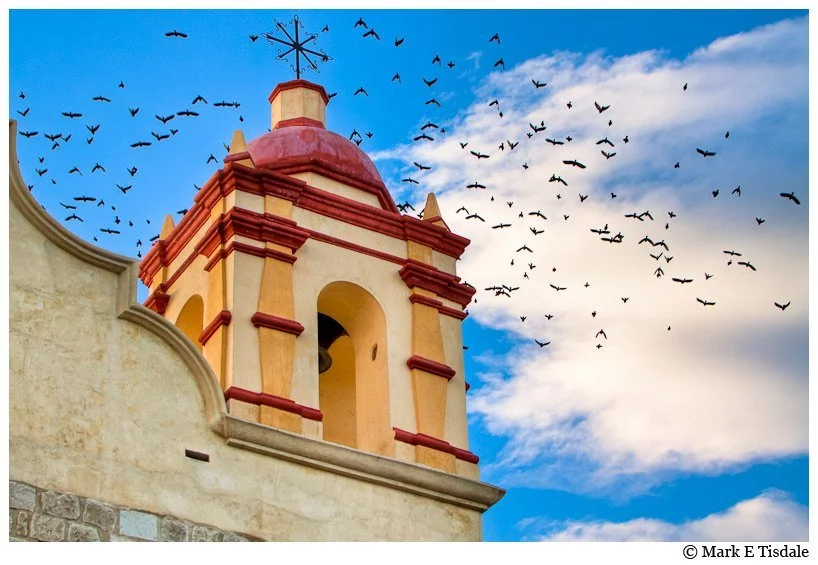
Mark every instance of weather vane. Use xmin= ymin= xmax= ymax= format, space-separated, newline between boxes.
xmin=263 ymin=15 xmax=331 ymax=80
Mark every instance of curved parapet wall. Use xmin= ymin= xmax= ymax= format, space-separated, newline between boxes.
xmin=8 ymin=121 xmax=504 ymax=541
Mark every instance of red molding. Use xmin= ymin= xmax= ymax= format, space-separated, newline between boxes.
xmin=144 ymin=284 xmax=170 ymax=315
xmin=139 ymin=160 xmax=473 ymax=288
xmin=198 ymin=310 xmax=232 ymax=346
xmin=251 ymin=312 xmax=305 ymax=336
xmin=399 ymin=260 xmax=476 ymax=308
xmin=269 ymin=80 xmax=330 ymax=105
xmin=204 ymin=241 xmax=297 ymax=272
xmin=305 ymin=228 xmax=405 ymax=266
xmin=406 ymin=355 xmax=456 ymax=381
xmin=392 ymin=428 xmax=479 ymax=464
xmin=224 ymin=151 xmax=253 ymax=164
xmin=408 ymin=293 xmax=468 ymax=320
xmin=275 ymin=117 xmax=325 ymax=129
xmin=225 ymin=386 xmax=323 ymax=422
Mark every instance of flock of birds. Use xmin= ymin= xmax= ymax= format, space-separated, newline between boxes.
xmin=13 ymin=16 xmax=804 ymax=354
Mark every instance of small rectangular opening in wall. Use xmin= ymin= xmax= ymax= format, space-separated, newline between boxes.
xmin=185 ymin=449 xmax=210 ymax=462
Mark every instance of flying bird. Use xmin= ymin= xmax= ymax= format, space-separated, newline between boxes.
xmin=92 ymin=95 xmax=111 ymax=102
xmin=165 ymin=29 xmax=188 ymax=38
xmin=779 ymin=192 xmax=801 ymax=205
xmin=61 ymin=111 xmax=82 ymax=118
xmin=696 ymin=148 xmax=716 ymax=157
xmin=594 ymin=101 xmax=610 ymax=113
xmin=532 ymin=79 xmax=547 ymax=88
xmin=534 ymin=339 xmax=550 ymax=348
xmin=562 ymin=159 xmax=586 ymax=169
xmin=774 ymin=301 xmax=790 ymax=311
xmin=696 ymin=298 xmax=716 ymax=306
xmin=362 ymin=28 xmax=380 ymax=40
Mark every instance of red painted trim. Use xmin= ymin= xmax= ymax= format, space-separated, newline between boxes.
xmin=406 ymin=355 xmax=456 ymax=381
xmin=251 ymin=312 xmax=305 ymax=336
xmin=305 ymin=228 xmax=405 ymax=266
xmin=198 ymin=310 xmax=232 ymax=346
xmin=275 ymin=117 xmax=325 ymax=129
xmin=408 ymin=293 xmax=468 ymax=320
xmin=204 ymin=241 xmax=297 ymax=272
xmin=224 ymin=151 xmax=253 ymax=164
xmin=269 ymin=80 xmax=330 ymax=105
xmin=392 ymin=428 xmax=479 ymax=464
xmin=138 ymin=160 xmax=473 ymax=287
xmin=144 ymin=284 xmax=170 ymax=315
xmin=225 ymin=386 xmax=323 ymax=422
xmin=399 ymin=260 xmax=476 ymax=308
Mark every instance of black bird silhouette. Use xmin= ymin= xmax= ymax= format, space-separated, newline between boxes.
xmin=779 ymin=192 xmax=801 ymax=205
xmin=470 ymin=151 xmax=490 ymax=159
xmin=532 ymin=79 xmax=547 ymax=88
xmin=92 ymin=95 xmax=111 ymax=103
xmin=492 ymin=223 xmax=511 ymax=229
xmin=354 ymin=18 xmax=367 ymax=28
xmin=177 ymin=109 xmax=199 ymax=117
xmin=466 ymin=182 xmax=486 ymax=189
xmin=594 ymin=101 xmax=610 ymax=113
xmin=73 ymin=195 xmax=96 ymax=202
xmin=725 ymin=131 xmax=730 ymax=139
xmin=517 ymin=244 xmax=533 ymax=253
xmin=529 ymin=122 xmax=546 ymax=133
xmin=206 ymin=154 xmax=217 ymax=164
xmin=696 ymin=148 xmax=716 ymax=157
xmin=601 ymin=150 xmax=616 ymax=159
xmin=579 ymin=193 xmax=588 ymax=203
xmin=774 ymin=301 xmax=790 ymax=311
xmin=545 ymin=138 xmax=563 ymax=145
xmin=423 ymin=77 xmax=438 ymax=87
xmin=755 ymin=217 xmax=766 ymax=225
xmin=432 ymin=54 xmax=441 ymax=65
xmin=737 ymin=261 xmax=757 ymax=271
xmin=65 ymin=214 xmax=83 ymax=222
xmin=672 ymin=277 xmax=693 ymax=284
xmin=550 ymin=284 xmax=567 ymax=291
xmin=623 ymin=135 xmax=629 ymax=143
xmin=489 ymin=33 xmax=500 ymax=44
xmin=59 ymin=202 xmax=77 ymax=210
xmin=86 ymin=124 xmax=100 ymax=134
xmin=413 ymin=133 xmax=434 ymax=142
xmin=165 ymin=30 xmax=188 ymax=38
xmin=354 ymin=87 xmax=368 ymax=96
xmin=683 ymin=83 xmax=688 ymax=91
xmin=723 ymin=250 xmax=742 ymax=257
xmin=20 ymin=130 xmax=38 ymax=138
xmin=596 ymin=137 xmax=614 ymax=146
xmin=35 ymin=168 xmax=48 ymax=177
xmin=563 ymin=159 xmax=586 ymax=169
xmin=549 ymin=174 xmax=567 ymax=185
xmin=413 ymin=161 xmax=431 ymax=171
xmin=156 ymin=114 xmax=175 ymax=124
xmin=696 ymin=298 xmax=716 ymax=306
xmin=534 ymin=339 xmax=550 ymax=348
xmin=249 ymin=35 xmax=258 ymax=42
xmin=152 ymin=131 xmax=169 ymax=141
xmin=705 ymin=273 xmax=714 ymax=280
xmin=127 ymin=166 xmax=138 ymax=176
xmin=394 ymin=36 xmax=405 ymax=46
xmin=100 ymin=227 xmax=121 ymax=234
xmin=192 ymin=95 xmax=208 ymax=104
xmin=465 ymin=213 xmax=485 ymax=221
xmin=493 ymin=58 xmax=505 ymax=69
xmin=61 ymin=111 xmax=82 ymax=118
xmin=363 ymin=29 xmax=380 ymax=40
xmin=130 ymin=140 xmax=151 ymax=148
xmin=91 ymin=163 xmax=105 ymax=173
xmin=712 ymin=189 xmax=719 ymax=198
xmin=18 ymin=107 xmax=31 ymax=117
xmin=401 ymin=177 xmax=419 ymax=184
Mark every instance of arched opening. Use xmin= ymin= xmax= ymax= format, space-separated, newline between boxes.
xmin=175 ymin=294 xmax=204 ymax=352
xmin=317 ymin=282 xmax=392 ymax=456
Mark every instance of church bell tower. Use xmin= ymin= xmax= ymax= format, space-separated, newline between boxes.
xmin=139 ymin=79 xmax=484 ymax=479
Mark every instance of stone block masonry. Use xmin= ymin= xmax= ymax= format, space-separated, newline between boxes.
xmin=9 ymin=480 xmax=259 ymax=542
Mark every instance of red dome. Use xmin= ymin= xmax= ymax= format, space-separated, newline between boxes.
xmin=247 ymin=123 xmax=385 ymax=190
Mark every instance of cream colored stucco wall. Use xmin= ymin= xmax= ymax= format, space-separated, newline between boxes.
xmin=9 ymin=160 xmax=490 ymax=541
xmin=290 ymin=172 xmax=382 ymax=208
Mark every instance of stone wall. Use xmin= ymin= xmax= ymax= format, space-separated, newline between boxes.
xmin=9 ymin=481 xmax=257 ymax=542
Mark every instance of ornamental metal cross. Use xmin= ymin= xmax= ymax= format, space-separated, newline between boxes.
xmin=263 ymin=15 xmax=331 ymax=79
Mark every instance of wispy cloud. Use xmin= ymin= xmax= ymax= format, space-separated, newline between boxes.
xmin=534 ymin=490 xmax=808 ymax=541
xmin=379 ymin=17 xmax=808 ymax=494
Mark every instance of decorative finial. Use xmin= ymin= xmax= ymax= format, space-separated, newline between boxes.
xmin=263 ymin=15 xmax=332 ymax=79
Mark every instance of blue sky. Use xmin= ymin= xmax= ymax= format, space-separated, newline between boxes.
xmin=8 ymin=9 xmax=810 ymax=542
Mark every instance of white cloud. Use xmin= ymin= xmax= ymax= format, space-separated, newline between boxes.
xmin=378 ymin=17 xmax=808 ymax=493
xmin=537 ymin=490 xmax=808 ymax=542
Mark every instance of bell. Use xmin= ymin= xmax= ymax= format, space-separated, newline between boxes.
xmin=317 ymin=313 xmax=348 ymax=374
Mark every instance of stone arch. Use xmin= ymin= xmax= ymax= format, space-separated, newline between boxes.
xmin=175 ymin=294 xmax=205 ymax=352
xmin=317 ymin=281 xmax=393 ymax=456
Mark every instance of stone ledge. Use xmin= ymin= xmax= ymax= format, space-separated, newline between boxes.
xmin=224 ymin=415 xmax=505 ymax=512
